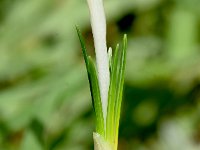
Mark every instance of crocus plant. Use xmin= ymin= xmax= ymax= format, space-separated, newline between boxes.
xmin=76 ymin=0 xmax=127 ymax=150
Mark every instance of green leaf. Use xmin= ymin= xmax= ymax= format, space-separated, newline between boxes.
xmin=114 ymin=34 xmax=127 ymax=143
xmin=76 ymin=27 xmax=127 ymax=149
xmin=88 ymin=57 xmax=105 ymax=136
xmin=106 ymin=35 xmax=127 ymax=149
xmin=76 ymin=26 xmax=89 ymax=69
xmin=76 ymin=27 xmax=104 ymax=136
xmin=106 ymin=44 xmax=120 ymax=142
xmin=76 ymin=26 xmax=94 ymax=107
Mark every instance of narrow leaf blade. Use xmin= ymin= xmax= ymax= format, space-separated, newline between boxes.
xmin=106 ymin=44 xmax=120 ymax=142
xmin=76 ymin=27 xmax=104 ymax=135
xmin=88 ymin=56 xmax=105 ymax=136
xmin=114 ymin=34 xmax=127 ymax=146
xmin=76 ymin=26 xmax=89 ymax=67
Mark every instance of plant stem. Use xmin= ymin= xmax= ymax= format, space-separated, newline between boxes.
xmin=93 ymin=133 xmax=112 ymax=150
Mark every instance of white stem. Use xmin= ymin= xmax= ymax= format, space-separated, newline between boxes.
xmin=87 ymin=0 xmax=110 ymax=127
xmin=93 ymin=133 xmax=112 ymax=150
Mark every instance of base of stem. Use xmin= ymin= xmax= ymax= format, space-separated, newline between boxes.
xmin=93 ymin=133 xmax=113 ymax=150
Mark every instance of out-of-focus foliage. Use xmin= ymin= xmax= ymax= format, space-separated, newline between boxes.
xmin=0 ymin=0 xmax=200 ymax=150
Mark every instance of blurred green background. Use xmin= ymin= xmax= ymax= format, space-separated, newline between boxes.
xmin=0 ymin=0 xmax=200 ymax=149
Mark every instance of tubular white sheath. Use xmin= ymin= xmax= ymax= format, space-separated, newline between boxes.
xmin=87 ymin=0 xmax=110 ymax=127
xmin=93 ymin=133 xmax=112 ymax=150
